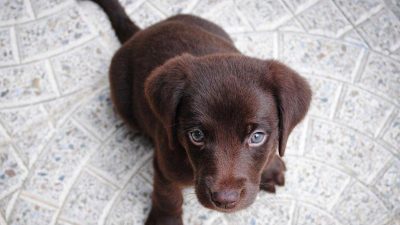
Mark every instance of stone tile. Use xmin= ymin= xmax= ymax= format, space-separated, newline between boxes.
xmin=381 ymin=112 xmax=400 ymax=151
xmin=297 ymin=0 xmax=352 ymax=37
xmin=333 ymin=0 xmax=383 ymax=24
xmin=224 ymin=199 xmax=293 ymax=225
xmin=0 ymin=191 xmax=17 ymax=220
xmin=285 ymin=120 xmax=305 ymax=156
xmin=0 ymin=28 xmax=18 ymax=66
xmin=231 ymin=32 xmax=276 ymax=59
xmin=127 ymin=2 xmax=165 ymax=28
xmin=278 ymin=18 xmax=305 ymax=32
xmin=200 ymin=1 xmax=252 ymax=33
xmin=236 ymin=0 xmax=292 ymax=30
xmin=296 ymin=203 xmax=340 ymax=225
xmin=50 ymin=39 xmax=111 ymax=95
xmin=106 ymin=176 xmax=152 ymax=225
xmin=358 ymin=52 xmax=400 ymax=105
xmin=0 ymin=61 xmax=58 ymax=107
xmin=148 ymin=0 xmax=196 ymax=15
xmin=277 ymin=157 xmax=349 ymax=208
xmin=191 ymin=0 xmax=229 ymax=16
xmin=333 ymin=181 xmax=389 ymax=225
xmin=0 ymin=145 xmax=27 ymax=199
xmin=209 ymin=217 xmax=229 ymax=225
xmin=282 ymin=0 xmax=318 ymax=13
xmin=59 ymin=171 xmax=117 ymax=225
xmin=341 ymin=29 xmax=368 ymax=47
xmin=0 ymin=0 xmax=33 ymax=25
xmin=137 ymin=158 xmax=154 ymax=184
xmin=374 ymin=159 xmax=400 ymax=210
xmin=358 ymin=8 xmax=400 ymax=53
xmin=307 ymin=119 xmax=392 ymax=183
xmin=30 ymin=0 xmax=73 ymax=17
xmin=336 ymin=86 xmax=394 ymax=136
xmin=0 ymin=105 xmax=53 ymax=167
xmin=73 ymin=88 xmax=120 ymax=140
xmin=282 ymin=33 xmax=362 ymax=82
xmin=8 ymin=197 xmax=56 ymax=225
xmin=23 ymin=120 xmax=99 ymax=204
xmin=43 ymin=89 xmax=91 ymax=127
xmin=88 ymin=127 xmax=152 ymax=185
xmin=16 ymin=7 xmax=93 ymax=61
xmin=307 ymin=77 xmax=341 ymax=118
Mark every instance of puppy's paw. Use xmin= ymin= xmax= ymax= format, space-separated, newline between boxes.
xmin=260 ymin=155 xmax=286 ymax=193
xmin=145 ymin=208 xmax=183 ymax=225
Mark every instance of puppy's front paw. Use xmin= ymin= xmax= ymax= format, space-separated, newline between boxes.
xmin=260 ymin=155 xmax=286 ymax=193
xmin=145 ymin=208 xmax=183 ymax=225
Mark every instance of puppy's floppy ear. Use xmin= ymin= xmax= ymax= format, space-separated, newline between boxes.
xmin=264 ymin=60 xmax=312 ymax=157
xmin=144 ymin=54 xmax=194 ymax=150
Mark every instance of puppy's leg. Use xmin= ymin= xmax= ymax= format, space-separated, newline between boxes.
xmin=260 ymin=155 xmax=286 ymax=193
xmin=146 ymin=160 xmax=183 ymax=225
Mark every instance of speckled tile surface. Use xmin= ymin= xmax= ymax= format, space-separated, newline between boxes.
xmin=0 ymin=0 xmax=399 ymax=225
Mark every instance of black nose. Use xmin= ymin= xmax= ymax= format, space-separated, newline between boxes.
xmin=211 ymin=190 xmax=240 ymax=209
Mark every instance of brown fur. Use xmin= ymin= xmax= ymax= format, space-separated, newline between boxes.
xmin=90 ymin=0 xmax=312 ymax=224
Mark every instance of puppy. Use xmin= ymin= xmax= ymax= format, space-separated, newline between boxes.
xmin=90 ymin=0 xmax=311 ymax=224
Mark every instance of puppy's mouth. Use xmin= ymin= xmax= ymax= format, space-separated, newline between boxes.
xmin=194 ymin=183 xmax=257 ymax=213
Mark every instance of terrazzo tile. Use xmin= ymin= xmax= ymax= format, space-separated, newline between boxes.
xmin=43 ymin=89 xmax=92 ymax=127
xmin=374 ymin=159 xmax=400 ymax=210
xmin=277 ymin=18 xmax=305 ymax=32
xmin=333 ymin=0 xmax=383 ymax=24
xmin=0 ymin=0 xmax=33 ymax=25
xmin=209 ymin=217 xmax=229 ymax=225
xmin=282 ymin=0 xmax=318 ymax=13
xmin=297 ymin=0 xmax=352 ymax=37
xmin=0 ymin=191 xmax=17 ymax=219
xmin=191 ymin=0 xmax=229 ymax=16
xmin=182 ymin=188 xmax=220 ymax=225
xmin=307 ymin=76 xmax=341 ymax=118
xmin=50 ymin=39 xmax=111 ymax=95
xmin=0 ymin=61 xmax=58 ymax=107
xmin=341 ymin=29 xmax=368 ymax=47
xmin=381 ymin=112 xmax=400 ymax=151
xmin=236 ymin=0 xmax=292 ymax=30
xmin=30 ymin=0 xmax=73 ymax=17
xmin=0 ymin=105 xmax=53 ymax=166
xmin=16 ymin=6 xmax=93 ymax=61
xmin=285 ymin=121 xmax=305 ymax=156
xmin=231 ymin=32 xmax=276 ymax=59
xmin=23 ymin=120 xmax=99 ymax=204
xmin=0 ymin=145 xmax=27 ymax=199
xmin=0 ymin=27 xmax=18 ymax=66
xmin=148 ymin=0 xmax=197 ymax=15
xmin=8 ymin=197 xmax=56 ymax=225
xmin=277 ymin=157 xmax=349 ymax=208
xmin=296 ymin=203 xmax=340 ymax=225
xmin=73 ymin=88 xmax=120 ymax=140
xmin=224 ymin=199 xmax=293 ymax=225
xmin=59 ymin=171 xmax=117 ymax=225
xmin=127 ymin=2 xmax=166 ymax=28
xmin=307 ymin=119 xmax=392 ymax=183
xmin=358 ymin=8 xmax=400 ymax=53
xmin=358 ymin=52 xmax=400 ymax=105
xmin=333 ymin=181 xmax=389 ymax=225
xmin=88 ymin=126 xmax=152 ymax=185
xmin=106 ymin=176 xmax=152 ymax=225
xmin=200 ymin=1 xmax=252 ymax=33
xmin=336 ymin=86 xmax=394 ymax=137
xmin=282 ymin=32 xmax=362 ymax=82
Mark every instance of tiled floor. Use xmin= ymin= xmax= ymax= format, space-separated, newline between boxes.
xmin=0 ymin=0 xmax=399 ymax=224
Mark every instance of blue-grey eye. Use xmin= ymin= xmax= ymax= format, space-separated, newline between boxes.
xmin=189 ymin=129 xmax=204 ymax=144
xmin=249 ymin=131 xmax=266 ymax=146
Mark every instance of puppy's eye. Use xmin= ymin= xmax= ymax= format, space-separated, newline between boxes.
xmin=248 ymin=131 xmax=267 ymax=147
xmin=188 ymin=129 xmax=205 ymax=145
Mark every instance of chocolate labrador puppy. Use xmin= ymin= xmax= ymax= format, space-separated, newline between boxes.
xmin=90 ymin=0 xmax=311 ymax=224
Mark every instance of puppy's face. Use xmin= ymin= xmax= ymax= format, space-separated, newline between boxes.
xmin=145 ymin=54 xmax=311 ymax=212
xmin=177 ymin=73 xmax=279 ymax=211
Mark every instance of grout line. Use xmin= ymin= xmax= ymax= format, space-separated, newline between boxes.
xmin=351 ymin=48 xmax=369 ymax=83
xmin=328 ymin=177 xmax=352 ymax=211
xmin=45 ymin=59 xmax=62 ymax=97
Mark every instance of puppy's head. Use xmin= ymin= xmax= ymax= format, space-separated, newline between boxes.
xmin=145 ymin=54 xmax=311 ymax=212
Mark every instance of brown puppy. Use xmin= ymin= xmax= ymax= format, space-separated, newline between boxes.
xmin=90 ymin=0 xmax=311 ymax=224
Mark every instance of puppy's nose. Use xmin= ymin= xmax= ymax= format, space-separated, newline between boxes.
xmin=211 ymin=190 xmax=240 ymax=209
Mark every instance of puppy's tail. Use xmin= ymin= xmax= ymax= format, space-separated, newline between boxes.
xmin=90 ymin=0 xmax=140 ymax=43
